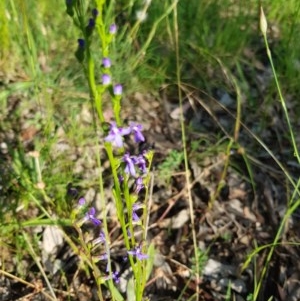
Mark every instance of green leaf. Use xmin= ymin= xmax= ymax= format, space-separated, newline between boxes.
xmin=126 ymin=278 xmax=136 ymax=301
xmin=108 ymin=281 xmax=124 ymax=301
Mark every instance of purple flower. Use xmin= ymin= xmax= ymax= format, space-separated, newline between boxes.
xmin=77 ymin=197 xmax=86 ymax=207
xmin=93 ymin=253 xmax=108 ymax=262
xmin=127 ymin=246 xmax=148 ymax=261
xmin=113 ymin=84 xmax=123 ymax=96
xmin=76 ymin=202 xmax=101 ymax=227
xmin=88 ymin=18 xmax=95 ymax=28
xmin=112 ymin=271 xmax=120 ymax=283
xmin=134 ymin=177 xmax=144 ymax=193
xmin=85 ymin=207 xmax=101 ymax=226
xmin=102 ymin=271 xmax=120 ymax=283
xmin=123 ymin=153 xmax=136 ymax=177
xmin=102 ymin=57 xmax=111 ymax=68
xmin=118 ymin=174 xmax=124 ymax=184
xmin=105 ymin=122 xmax=131 ymax=148
xmin=78 ymin=38 xmax=85 ymax=49
xmin=92 ymin=8 xmax=99 ymax=18
xmin=109 ymin=24 xmax=117 ymax=34
xmin=129 ymin=122 xmax=145 ymax=143
xmin=135 ymin=154 xmax=147 ymax=174
xmin=92 ymin=231 xmax=106 ymax=246
xmin=102 ymin=74 xmax=111 ymax=85
xmin=132 ymin=202 xmax=144 ymax=223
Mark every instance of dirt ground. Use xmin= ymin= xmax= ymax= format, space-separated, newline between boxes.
xmin=1 ymin=68 xmax=300 ymax=301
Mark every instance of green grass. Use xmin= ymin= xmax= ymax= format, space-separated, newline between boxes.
xmin=158 ymin=150 xmax=184 ymax=183
xmin=1 ymin=0 xmax=300 ymax=300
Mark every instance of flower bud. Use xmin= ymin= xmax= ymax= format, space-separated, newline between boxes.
xmin=113 ymin=84 xmax=122 ymax=95
xmin=260 ymin=7 xmax=267 ymax=36
xmin=102 ymin=57 xmax=111 ymax=68
xmin=102 ymin=74 xmax=111 ymax=85
xmin=109 ymin=24 xmax=117 ymax=34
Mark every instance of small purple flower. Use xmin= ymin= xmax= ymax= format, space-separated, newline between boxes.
xmin=102 ymin=57 xmax=111 ymax=68
xmin=102 ymin=271 xmax=120 ymax=283
xmin=127 ymin=246 xmax=148 ymax=261
xmin=113 ymin=84 xmax=123 ymax=96
xmin=105 ymin=122 xmax=131 ymax=148
xmin=78 ymin=38 xmax=85 ymax=49
xmin=112 ymin=271 xmax=120 ymax=283
xmin=78 ymin=197 xmax=86 ymax=207
xmin=135 ymin=154 xmax=147 ymax=174
xmin=92 ymin=231 xmax=106 ymax=246
xmin=109 ymin=24 xmax=117 ymax=34
xmin=129 ymin=122 xmax=145 ymax=143
xmin=93 ymin=252 xmax=108 ymax=262
xmin=134 ymin=177 xmax=144 ymax=194
xmin=132 ymin=202 xmax=144 ymax=223
xmin=118 ymin=174 xmax=124 ymax=184
xmin=123 ymin=153 xmax=136 ymax=177
xmin=88 ymin=18 xmax=95 ymax=28
xmin=92 ymin=8 xmax=99 ymax=18
xmin=85 ymin=207 xmax=101 ymax=226
xmin=102 ymin=74 xmax=111 ymax=85
xmin=132 ymin=211 xmax=139 ymax=223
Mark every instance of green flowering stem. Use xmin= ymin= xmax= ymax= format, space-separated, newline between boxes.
xmin=260 ymin=6 xmax=300 ymax=165
xmin=104 ymin=143 xmax=133 ymax=250
xmin=65 ymin=2 xmax=153 ymax=300
xmin=87 ymin=47 xmax=105 ymax=123
xmin=112 ymin=95 xmax=122 ymax=126
xmin=95 ymin=0 xmax=109 ymax=56
xmin=66 ymin=223 xmax=105 ymax=301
